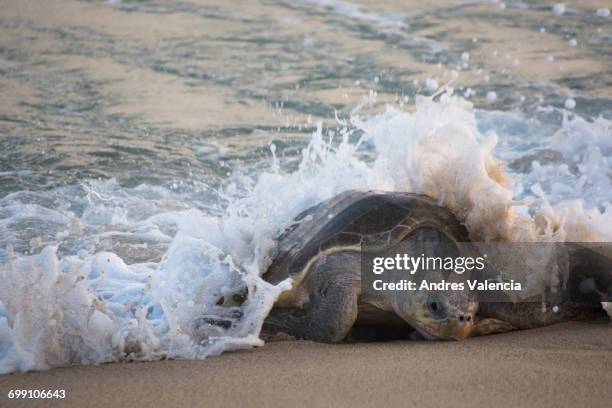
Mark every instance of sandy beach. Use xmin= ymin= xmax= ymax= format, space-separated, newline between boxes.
xmin=1 ymin=1 xmax=612 ymax=407
xmin=1 ymin=321 xmax=610 ymax=408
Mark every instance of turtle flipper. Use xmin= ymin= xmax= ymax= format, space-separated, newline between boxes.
xmin=262 ymin=281 xmax=358 ymax=343
xmin=263 ymin=253 xmax=359 ymax=343
xmin=477 ymin=302 xmax=606 ymax=331
xmin=471 ymin=318 xmax=515 ymax=337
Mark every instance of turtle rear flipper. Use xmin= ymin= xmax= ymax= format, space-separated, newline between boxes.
xmin=263 ymin=252 xmax=359 ymax=343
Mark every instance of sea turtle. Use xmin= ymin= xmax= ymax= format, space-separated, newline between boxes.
xmin=261 ymin=190 xmax=481 ymax=343
xmin=259 ymin=191 xmax=609 ymax=343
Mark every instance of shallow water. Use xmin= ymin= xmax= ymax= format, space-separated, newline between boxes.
xmin=0 ymin=0 xmax=611 ymax=373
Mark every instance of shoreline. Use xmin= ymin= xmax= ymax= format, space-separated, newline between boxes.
xmin=1 ymin=321 xmax=610 ymax=408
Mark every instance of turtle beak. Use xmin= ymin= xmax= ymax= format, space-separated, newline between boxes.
xmin=418 ymin=313 xmax=474 ymax=341
xmin=439 ymin=314 xmax=473 ymax=340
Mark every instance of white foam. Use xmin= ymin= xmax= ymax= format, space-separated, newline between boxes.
xmin=292 ymin=0 xmax=447 ymax=53
xmin=553 ymin=4 xmax=565 ymax=16
xmin=426 ymin=78 xmax=439 ymax=91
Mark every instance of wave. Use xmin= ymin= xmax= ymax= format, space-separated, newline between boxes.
xmin=1 ymin=93 xmax=610 ymax=373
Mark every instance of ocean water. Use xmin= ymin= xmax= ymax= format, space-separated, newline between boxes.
xmin=0 ymin=0 xmax=611 ymax=373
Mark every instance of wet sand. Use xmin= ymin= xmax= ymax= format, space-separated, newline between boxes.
xmin=1 ymin=321 xmax=610 ymax=408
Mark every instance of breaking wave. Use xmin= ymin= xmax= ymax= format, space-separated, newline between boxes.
xmin=1 ymin=93 xmax=611 ymax=373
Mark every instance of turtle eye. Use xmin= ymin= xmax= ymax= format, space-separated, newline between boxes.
xmin=426 ymin=295 xmax=448 ymax=319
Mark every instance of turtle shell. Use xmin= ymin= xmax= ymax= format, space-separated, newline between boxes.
xmin=263 ymin=190 xmax=468 ymax=285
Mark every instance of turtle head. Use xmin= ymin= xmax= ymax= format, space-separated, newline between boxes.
xmin=392 ymin=290 xmax=477 ymax=341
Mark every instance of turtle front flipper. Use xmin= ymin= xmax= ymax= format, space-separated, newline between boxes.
xmin=262 ymin=252 xmax=360 ymax=343
xmin=476 ymin=301 xmax=606 ymax=331
xmin=471 ymin=318 xmax=514 ymax=337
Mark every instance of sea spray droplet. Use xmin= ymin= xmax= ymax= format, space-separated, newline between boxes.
xmin=553 ymin=4 xmax=565 ymax=16
xmin=564 ymin=98 xmax=576 ymax=110
xmin=425 ymin=78 xmax=439 ymax=92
